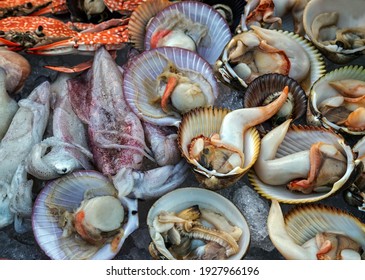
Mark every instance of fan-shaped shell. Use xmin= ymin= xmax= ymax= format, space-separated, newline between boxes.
xmin=123 ymin=47 xmax=219 ymax=127
xmin=144 ymin=1 xmax=232 ymax=65
xmin=32 ymin=170 xmax=138 ymax=260
xmin=215 ymin=28 xmax=326 ymax=95
xmin=303 ymin=0 xmax=365 ymax=64
xmin=249 ymin=125 xmax=359 ymax=204
xmin=178 ymin=107 xmax=260 ymax=190
xmin=244 ymin=73 xmax=307 ymax=132
xmin=307 ymin=65 xmax=365 ymax=135
xmin=147 ymin=187 xmax=251 ymax=260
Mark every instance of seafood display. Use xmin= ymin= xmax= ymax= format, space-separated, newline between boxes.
xmin=0 ymin=0 xmax=364 ymax=261
xmin=147 ymin=187 xmax=250 ymax=260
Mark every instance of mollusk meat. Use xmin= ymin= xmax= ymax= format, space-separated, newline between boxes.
xmin=250 ymin=120 xmax=360 ymax=203
xmin=123 ymin=47 xmax=218 ymax=127
xmin=147 ymin=187 xmax=250 ymax=260
xmin=32 ymin=170 xmax=138 ymax=260
xmin=215 ymin=26 xmax=325 ymax=94
xmin=268 ymin=200 xmax=365 ymax=259
xmin=144 ymin=1 xmax=232 ymax=65
xmin=178 ymin=86 xmax=288 ymax=189
xmin=303 ymin=0 xmax=365 ymax=63
xmin=308 ymin=65 xmax=365 ymax=135
xmin=243 ymin=73 xmax=307 ymax=131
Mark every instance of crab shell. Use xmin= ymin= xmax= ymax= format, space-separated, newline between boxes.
xmin=243 ymin=73 xmax=307 ymax=132
xmin=123 ymin=47 xmax=219 ymax=127
xmin=249 ymin=125 xmax=361 ymax=204
xmin=178 ymin=107 xmax=260 ymax=190
xmin=268 ymin=200 xmax=365 ymax=260
xmin=144 ymin=1 xmax=232 ymax=65
xmin=147 ymin=187 xmax=251 ymax=260
xmin=32 ymin=170 xmax=138 ymax=260
xmin=303 ymin=0 xmax=365 ymax=64
xmin=307 ymin=65 xmax=365 ymax=136
xmin=214 ymin=28 xmax=325 ymax=95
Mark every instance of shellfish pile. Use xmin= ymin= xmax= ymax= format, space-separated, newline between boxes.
xmin=0 ymin=0 xmax=364 ymax=260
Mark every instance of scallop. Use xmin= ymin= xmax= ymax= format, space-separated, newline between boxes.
xmin=32 ymin=170 xmax=138 ymax=260
xmin=123 ymin=47 xmax=219 ymax=127
xmin=214 ymin=26 xmax=325 ymax=95
xmin=268 ymin=200 xmax=365 ymax=259
xmin=307 ymin=65 xmax=365 ymax=135
xmin=147 ymin=187 xmax=251 ymax=260
xmin=244 ymin=73 xmax=307 ymax=132
xmin=144 ymin=1 xmax=232 ymax=65
xmin=249 ymin=120 xmax=361 ymax=204
xmin=303 ymin=0 xmax=365 ymax=63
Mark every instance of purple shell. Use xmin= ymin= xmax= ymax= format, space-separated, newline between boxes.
xmin=123 ymin=47 xmax=219 ymax=127
xmin=32 ymin=170 xmax=138 ymax=260
xmin=144 ymin=1 xmax=232 ymax=65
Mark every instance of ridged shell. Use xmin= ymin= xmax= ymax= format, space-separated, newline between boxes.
xmin=178 ymin=107 xmax=261 ymax=190
xmin=303 ymin=0 xmax=365 ymax=64
xmin=244 ymin=73 xmax=307 ymax=132
xmin=285 ymin=204 xmax=365 ymax=249
xmin=307 ymin=65 xmax=365 ymax=135
xmin=215 ymin=29 xmax=326 ymax=95
xmin=144 ymin=1 xmax=232 ymax=65
xmin=147 ymin=187 xmax=251 ymax=260
xmin=32 ymin=170 xmax=138 ymax=260
xmin=128 ymin=0 xmax=172 ymax=51
xmin=249 ymin=125 xmax=359 ymax=204
xmin=123 ymin=47 xmax=219 ymax=127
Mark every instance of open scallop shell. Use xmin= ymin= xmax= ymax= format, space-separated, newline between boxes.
xmin=144 ymin=1 xmax=232 ymax=65
xmin=268 ymin=200 xmax=365 ymax=259
xmin=248 ymin=125 xmax=360 ymax=204
xmin=215 ymin=28 xmax=326 ymax=95
xmin=303 ymin=0 xmax=365 ymax=64
xmin=32 ymin=170 xmax=138 ymax=260
xmin=147 ymin=187 xmax=251 ymax=260
xmin=123 ymin=47 xmax=219 ymax=127
xmin=307 ymin=65 xmax=365 ymax=135
xmin=244 ymin=73 xmax=307 ymax=132
xmin=128 ymin=0 xmax=172 ymax=51
xmin=178 ymin=107 xmax=260 ymax=190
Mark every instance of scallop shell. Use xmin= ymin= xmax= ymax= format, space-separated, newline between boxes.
xmin=303 ymin=0 xmax=365 ymax=64
xmin=178 ymin=107 xmax=261 ymax=190
xmin=128 ymin=0 xmax=172 ymax=51
xmin=268 ymin=200 xmax=365 ymax=260
xmin=123 ymin=47 xmax=219 ymax=127
xmin=147 ymin=187 xmax=251 ymax=260
xmin=144 ymin=1 xmax=232 ymax=65
xmin=249 ymin=125 xmax=360 ymax=204
xmin=32 ymin=170 xmax=138 ymax=260
xmin=215 ymin=28 xmax=326 ymax=95
xmin=244 ymin=73 xmax=307 ymax=132
xmin=307 ymin=65 xmax=365 ymax=135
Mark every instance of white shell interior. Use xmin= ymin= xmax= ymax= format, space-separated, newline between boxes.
xmin=147 ymin=187 xmax=251 ymax=259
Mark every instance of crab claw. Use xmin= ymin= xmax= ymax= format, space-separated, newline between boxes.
xmin=0 ymin=38 xmax=23 ymax=51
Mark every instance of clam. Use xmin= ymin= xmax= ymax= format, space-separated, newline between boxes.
xmin=303 ymin=0 xmax=365 ymax=64
xmin=32 ymin=170 xmax=138 ymax=260
xmin=123 ymin=47 xmax=219 ymax=127
xmin=307 ymin=65 xmax=365 ymax=135
xmin=249 ymin=119 xmax=361 ymax=203
xmin=178 ymin=87 xmax=289 ymax=190
xmin=147 ymin=187 xmax=250 ymax=260
xmin=144 ymin=1 xmax=232 ymax=65
xmin=214 ymin=26 xmax=325 ymax=94
xmin=268 ymin=200 xmax=365 ymax=260
xmin=128 ymin=0 xmax=172 ymax=51
xmin=243 ymin=73 xmax=307 ymax=132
